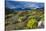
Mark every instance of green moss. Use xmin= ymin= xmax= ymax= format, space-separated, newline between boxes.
xmin=26 ymin=16 xmax=38 ymax=29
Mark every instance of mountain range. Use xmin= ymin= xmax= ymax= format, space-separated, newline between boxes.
xmin=5 ymin=1 xmax=44 ymax=10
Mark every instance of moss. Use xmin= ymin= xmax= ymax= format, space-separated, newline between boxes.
xmin=26 ymin=16 xmax=38 ymax=29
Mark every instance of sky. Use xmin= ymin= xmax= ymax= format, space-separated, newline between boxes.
xmin=6 ymin=0 xmax=44 ymax=2
xmin=6 ymin=0 xmax=44 ymax=9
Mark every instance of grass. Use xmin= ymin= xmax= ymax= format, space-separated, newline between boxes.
xmin=5 ymin=9 xmax=44 ymax=30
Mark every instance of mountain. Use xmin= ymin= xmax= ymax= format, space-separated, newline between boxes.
xmin=5 ymin=1 xmax=44 ymax=10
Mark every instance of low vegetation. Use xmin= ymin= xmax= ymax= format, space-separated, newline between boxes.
xmin=5 ymin=8 xmax=44 ymax=30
